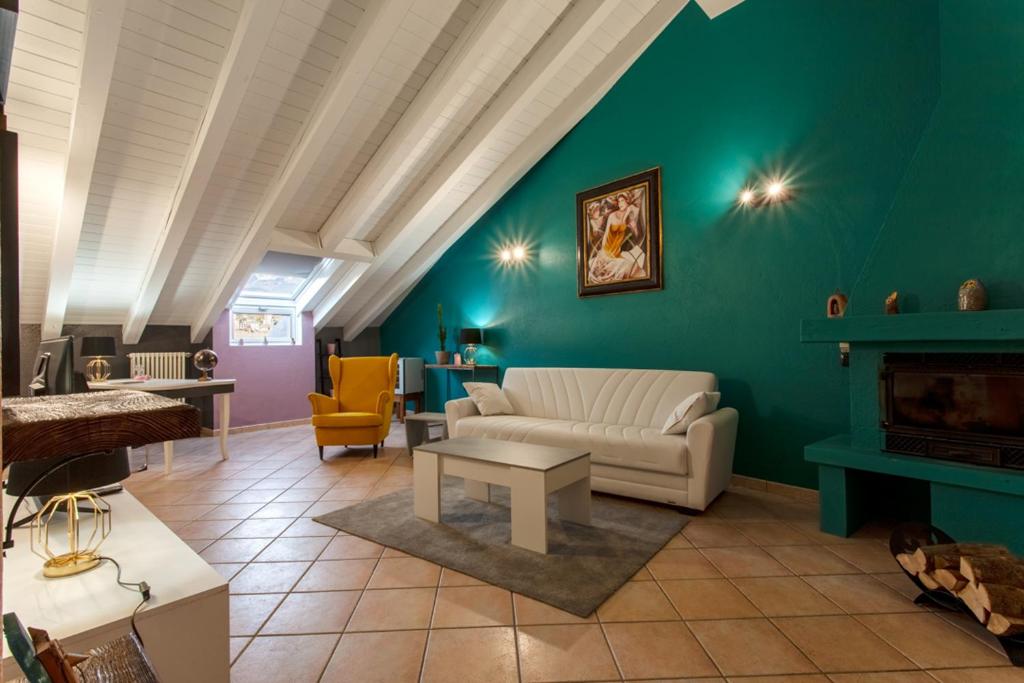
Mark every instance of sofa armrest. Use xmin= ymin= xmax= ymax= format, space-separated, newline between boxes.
xmin=685 ymin=407 xmax=739 ymax=511
xmin=445 ymin=397 xmax=479 ymax=436
xmin=308 ymin=392 xmax=338 ymax=415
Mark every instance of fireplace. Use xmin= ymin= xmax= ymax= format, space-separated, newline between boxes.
xmin=880 ymin=352 xmax=1024 ymax=469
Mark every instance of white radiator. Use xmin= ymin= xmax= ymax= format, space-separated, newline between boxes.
xmin=127 ymin=352 xmax=191 ymax=379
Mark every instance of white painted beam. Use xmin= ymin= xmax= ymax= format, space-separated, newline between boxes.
xmin=339 ymin=0 xmax=697 ymax=339
xmin=122 ymin=0 xmax=284 ymax=344
xmin=189 ymin=0 xmax=419 ymax=343
xmin=41 ymin=0 xmax=126 ymax=339
xmin=314 ymin=0 xmax=620 ymax=329
xmin=694 ymin=0 xmax=744 ymax=19
xmin=312 ymin=261 xmax=371 ymax=327
xmin=269 ymin=228 xmax=374 ymax=262
xmin=318 ymin=0 xmax=528 ymax=250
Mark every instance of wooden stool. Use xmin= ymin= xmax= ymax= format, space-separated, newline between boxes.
xmin=394 ymin=391 xmax=423 ymax=423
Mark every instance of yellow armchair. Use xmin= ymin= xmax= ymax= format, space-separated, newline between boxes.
xmin=308 ymin=354 xmax=398 ymax=460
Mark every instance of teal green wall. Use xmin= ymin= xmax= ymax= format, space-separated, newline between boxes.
xmin=851 ymin=0 xmax=1024 ymax=313
xmin=381 ymin=0 xmax=941 ymax=488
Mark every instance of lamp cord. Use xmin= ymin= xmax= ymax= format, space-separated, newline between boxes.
xmin=98 ymin=556 xmax=151 ymax=647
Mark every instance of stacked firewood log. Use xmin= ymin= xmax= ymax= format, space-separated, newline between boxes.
xmin=896 ymin=543 xmax=1024 ymax=637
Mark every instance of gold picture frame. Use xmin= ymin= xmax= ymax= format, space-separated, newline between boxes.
xmin=576 ymin=167 xmax=663 ymax=297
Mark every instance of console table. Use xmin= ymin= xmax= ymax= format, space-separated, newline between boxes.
xmin=2 ymin=489 xmax=229 ymax=682
xmin=89 ymin=379 xmax=235 ymax=473
xmin=424 ymin=364 xmax=499 ymax=406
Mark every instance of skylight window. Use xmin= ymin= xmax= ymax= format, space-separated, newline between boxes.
xmin=239 ymin=251 xmax=324 ymax=300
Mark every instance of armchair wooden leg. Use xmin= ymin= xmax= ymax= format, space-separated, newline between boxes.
xmin=373 ymin=444 xmax=378 ymax=458
xmin=318 ymin=446 xmax=324 ymax=460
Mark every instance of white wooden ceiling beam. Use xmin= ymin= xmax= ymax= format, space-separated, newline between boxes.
xmin=313 ymin=0 xmax=620 ymax=329
xmin=121 ymin=0 xmax=284 ymax=344
xmin=41 ymin=0 xmax=126 ymax=339
xmin=269 ymin=227 xmax=374 ymax=262
xmin=317 ymin=0 xmax=528 ymax=250
xmin=694 ymin=0 xmax=744 ymax=19
xmin=189 ymin=0 xmax=418 ymax=343
xmin=339 ymin=0 xmax=697 ymax=339
xmin=312 ymin=261 xmax=371 ymax=325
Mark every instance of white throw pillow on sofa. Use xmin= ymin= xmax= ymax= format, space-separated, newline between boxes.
xmin=661 ymin=391 xmax=721 ymax=435
xmin=463 ymin=382 xmax=515 ymax=416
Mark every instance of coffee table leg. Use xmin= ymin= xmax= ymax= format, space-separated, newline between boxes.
xmin=510 ymin=468 xmax=547 ymax=553
xmin=558 ymin=476 xmax=591 ymax=525
xmin=464 ymin=479 xmax=490 ymax=502
xmin=406 ymin=420 xmax=426 ymax=454
xmin=413 ymin=450 xmax=441 ymax=522
xmin=163 ymin=441 xmax=174 ymax=474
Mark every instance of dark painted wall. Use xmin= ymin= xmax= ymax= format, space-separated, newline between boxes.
xmin=380 ymin=0 xmax=942 ymax=489
xmin=314 ymin=326 xmax=381 ymax=395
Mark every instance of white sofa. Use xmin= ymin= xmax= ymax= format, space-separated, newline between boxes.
xmin=445 ymin=367 xmax=739 ymax=510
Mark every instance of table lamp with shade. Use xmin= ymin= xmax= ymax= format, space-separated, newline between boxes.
xmin=81 ymin=336 xmax=116 ymax=382
xmin=459 ymin=328 xmax=482 ymax=365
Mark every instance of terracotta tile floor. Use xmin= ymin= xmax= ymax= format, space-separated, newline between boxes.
xmin=124 ymin=424 xmax=1024 ymax=682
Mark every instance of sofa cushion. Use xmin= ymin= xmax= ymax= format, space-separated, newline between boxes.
xmin=463 ymin=382 xmax=515 ymax=416
xmin=312 ymin=412 xmax=383 ymax=429
xmin=501 ymin=367 xmax=717 ymax=429
xmin=454 ymin=415 xmax=688 ymax=477
xmin=662 ymin=391 xmax=721 ymax=434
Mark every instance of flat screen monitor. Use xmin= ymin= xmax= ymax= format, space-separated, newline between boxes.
xmin=29 ymin=336 xmax=75 ymax=396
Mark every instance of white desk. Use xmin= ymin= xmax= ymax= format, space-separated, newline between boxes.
xmin=89 ymin=379 xmax=235 ymax=473
xmin=2 ymin=490 xmax=229 ymax=682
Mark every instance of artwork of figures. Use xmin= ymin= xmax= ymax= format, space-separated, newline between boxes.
xmin=576 ymin=168 xmax=662 ymax=297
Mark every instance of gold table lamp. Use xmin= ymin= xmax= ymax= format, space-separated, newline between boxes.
xmin=81 ymin=336 xmax=117 ymax=383
xmin=31 ymin=490 xmax=111 ymax=578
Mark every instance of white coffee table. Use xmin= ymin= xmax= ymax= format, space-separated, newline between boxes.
xmin=413 ymin=437 xmax=591 ymax=554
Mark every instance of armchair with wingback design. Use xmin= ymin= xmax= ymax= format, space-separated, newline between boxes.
xmin=308 ymin=354 xmax=399 ymax=459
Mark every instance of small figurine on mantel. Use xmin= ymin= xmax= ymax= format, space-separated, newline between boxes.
xmin=885 ymin=290 xmax=900 ymax=315
xmin=958 ymin=278 xmax=988 ymax=311
xmin=826 ymin=289 xmax=848 ymax=318
xmin=826 ymin=290 xmax=850 ymax=367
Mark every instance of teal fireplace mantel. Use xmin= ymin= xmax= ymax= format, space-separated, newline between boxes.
xmin=800 ymin=309 xmax=1024 ymax=550
xmin=800 ymin=308 xmax=1024 ymax=343
xmin=807 ymin=435 xmax=1024 ymax=552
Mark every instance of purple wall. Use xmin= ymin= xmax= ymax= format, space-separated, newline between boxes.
xmin=212 ymin=310 xmax=315 ymax=429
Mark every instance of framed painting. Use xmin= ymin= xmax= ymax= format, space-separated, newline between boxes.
xmin=576 ymin=167 xmax=662 ymax=297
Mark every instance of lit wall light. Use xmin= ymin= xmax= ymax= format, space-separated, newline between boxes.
xmin=764 ymin=178 xmax=789 ymax=202
xmin=497 ymin=243 xmax=528 ymax=266
xmin=736 ymin=176 xmax=793 ymax=208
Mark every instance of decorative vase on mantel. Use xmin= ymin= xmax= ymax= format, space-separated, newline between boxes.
xmin=958 ymin=278 xmax=988 ymax=311
xmin=435 ymin=350 xmax=450 ymax=365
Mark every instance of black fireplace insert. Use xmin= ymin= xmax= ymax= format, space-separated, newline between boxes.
xmin=880 ymin=352 xmax=1024 ymax=469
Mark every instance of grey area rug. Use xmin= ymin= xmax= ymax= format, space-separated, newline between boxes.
xmin=314 ymin=476 xmax=689 ymax=617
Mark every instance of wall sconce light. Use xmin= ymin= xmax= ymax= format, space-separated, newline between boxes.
xmin=737 ymin=177 xmax=793 ymax=207
xmin=764 ymin=178 xmax=789 ymax=203
xmin=497 ymin=243 xmax=528 ymax=265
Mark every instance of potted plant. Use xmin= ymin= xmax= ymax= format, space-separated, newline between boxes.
xmin=435 ymin=304 xmax=450 ymax=364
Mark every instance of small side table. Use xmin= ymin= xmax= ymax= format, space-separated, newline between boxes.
xmin=405 ymin=411 xmax=448 ymax=454
xmin=424 ymin=364 xmax=499 ymax=405
xmin=394 ymin=391 xmax=424 ymax=423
